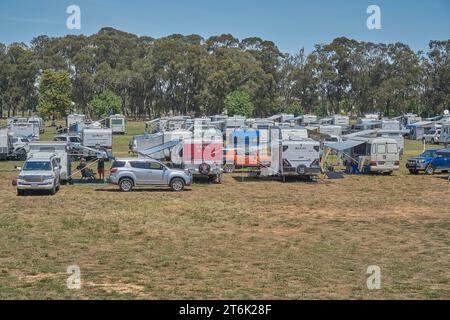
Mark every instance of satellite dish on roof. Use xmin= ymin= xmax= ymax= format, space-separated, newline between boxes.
xmin=444 ymin=109 xmax=449 ymax=115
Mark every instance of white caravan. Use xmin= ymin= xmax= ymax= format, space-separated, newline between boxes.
xmin=106 ymin=114 xmax=126 ymax=134
xmin=9 ymin=122 xmax=39 ymax=140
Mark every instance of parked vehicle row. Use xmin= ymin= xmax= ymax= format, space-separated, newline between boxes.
xmin=406 ymin=148 xmax=450 ymax=175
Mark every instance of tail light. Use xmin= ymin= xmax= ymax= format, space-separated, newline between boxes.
xmin=110 ymin=168 xmax=118 ymax=174
xmin=370 ymin=160 xmax=378 ymax=166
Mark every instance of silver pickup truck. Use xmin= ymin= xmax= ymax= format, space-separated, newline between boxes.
xmin=108 ymin=158 xmax=193 ymax=192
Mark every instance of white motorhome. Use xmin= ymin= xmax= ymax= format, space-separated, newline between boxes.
xmin=28 ymin=142 xmax=71 ymax=183
xmin=106 ymin=114 xmax=126 ymax=134
xmin=326 ymin=137 xmax=400 ymax=174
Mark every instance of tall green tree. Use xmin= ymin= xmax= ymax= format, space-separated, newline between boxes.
xmin=224 ymin=90 xmax=254 ymax=117
xmin=90 ymin=89 xmax=122 ymax=119
xmin=37 ymin=69 xmax=72 ymax=119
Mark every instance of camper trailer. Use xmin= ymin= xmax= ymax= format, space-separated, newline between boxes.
xmin=224 ymin=128 xmax=271 ymax=173
xmin=255 ymin=127 xmax=321 ymax=179
xmin=81 ymin=128 xmax=113 ymax=158
xmin=28 ymin=142 xmax=71 ymax=183
xmin=400 ymin=113 xmax=422 ymax=129
xmin=406 ymin=121 xmax=434 ymax=140
xmin=106 ymin=114 xmax=126 ymax=134
xmin=9 ymin=122 xmax=39 ymax=140
xmin=28 ymin=117 xmax=45 ymax=134
xmin=175 ymin=127 xmax=224 ymax=180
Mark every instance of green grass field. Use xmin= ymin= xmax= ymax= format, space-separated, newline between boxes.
xmin=0 ymin=120 xmax=449 ymax=299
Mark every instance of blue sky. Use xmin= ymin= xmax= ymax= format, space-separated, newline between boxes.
xmin=0 ymin=0 xmax=449 ymax=53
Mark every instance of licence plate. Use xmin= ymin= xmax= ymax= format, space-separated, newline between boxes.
xmin=31 ymin=183 xmax=38 ymax=187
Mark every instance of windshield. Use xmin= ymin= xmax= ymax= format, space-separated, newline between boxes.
xmin=23 ymin=161 xmax=52 ymax=171
xmin=421 ymin=150 xmax=436 ymax=158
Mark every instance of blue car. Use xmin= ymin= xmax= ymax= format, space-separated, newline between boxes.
xmin=406 ymin=148 xmax=450 ymax=175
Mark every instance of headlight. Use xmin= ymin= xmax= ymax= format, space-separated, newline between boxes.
xmin=17 ymin=175 xmax=26 ymax=180
xmin=418 ymin=160 xmax=426 ymax=164
xmin=43 ymin=175 xmax=54 ymax=180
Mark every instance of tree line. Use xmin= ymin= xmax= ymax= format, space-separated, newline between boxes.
xmin=0 ymin=27 xmax=449 ymax=120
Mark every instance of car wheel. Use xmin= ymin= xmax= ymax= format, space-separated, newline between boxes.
xmin=119 ymin=178 xmax=134 ymax=192
xmin=170 ymin=178 xmax=185 ymax=192
xmin=16 ymin=149 xmax=27 ymax=161
xmin=425 ymin=165 xmax=435 ymax=175
xmin=49 ymin=183 xmax=56 ymax=195
xmin=409 ymin=169 xmax=419 ymax=175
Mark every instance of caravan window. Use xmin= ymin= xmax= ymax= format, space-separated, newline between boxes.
xmin=111 ymin=119 xmax=124 ymax=125
xmin=387 ymin=144 xmax=397 ymax=154
xmin=377 ymin=144 xmax=386 ymax=154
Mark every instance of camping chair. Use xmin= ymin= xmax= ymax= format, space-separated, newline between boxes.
xmin=76 ymin=163 xmax=96 ymax=180
xmin=81 ymin=167 xmax=96 ymax=180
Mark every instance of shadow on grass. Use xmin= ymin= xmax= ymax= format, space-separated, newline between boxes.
xmin=231 ymin=175 xmax=319 ymax=184
xmin=435 ymin=175 xmax=450 ymax=181
xmin=17 ymin=190 xmax=58 ymax=197
xmin=94 ymin=187 xmax=192 ymax=193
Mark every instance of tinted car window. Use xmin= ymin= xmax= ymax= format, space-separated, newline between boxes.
xmin=111 ymin=161 xmax=126 ymax=168
xmin=130 ymin=161 xmax=147 ymax=169
xmin=23 ymin=161 xmax=52 ymax=171
xmin=149 ymin=162 xmax=163 ymax=170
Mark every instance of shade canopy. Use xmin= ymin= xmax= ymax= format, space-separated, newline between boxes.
xmin=324 ymin=140 xmax=366 ymax=152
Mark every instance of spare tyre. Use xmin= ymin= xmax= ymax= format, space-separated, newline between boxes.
xmin=199 ymin=163 xmax=211 ymax=175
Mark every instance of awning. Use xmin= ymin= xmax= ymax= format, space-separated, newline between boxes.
xmin=140 ymin=139 xmax=181 ymax=156
xmin=436 ymin=148 xmax=450 ymax=157
xmin=324 ymin=140 xmax=366 ymax=152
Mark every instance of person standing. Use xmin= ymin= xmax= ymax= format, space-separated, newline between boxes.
xmin=97 ymin=158 xmax=105 ymax=180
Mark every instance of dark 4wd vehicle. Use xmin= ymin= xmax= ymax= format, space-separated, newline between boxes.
xmin=406 ymin=149 xmax=450 ymax=175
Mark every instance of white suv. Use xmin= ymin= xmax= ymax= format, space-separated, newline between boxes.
xmin=16 ymin=153 xmax=61 ymax=196
xmin=423 ymin=128 xmax=441 ymax=144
